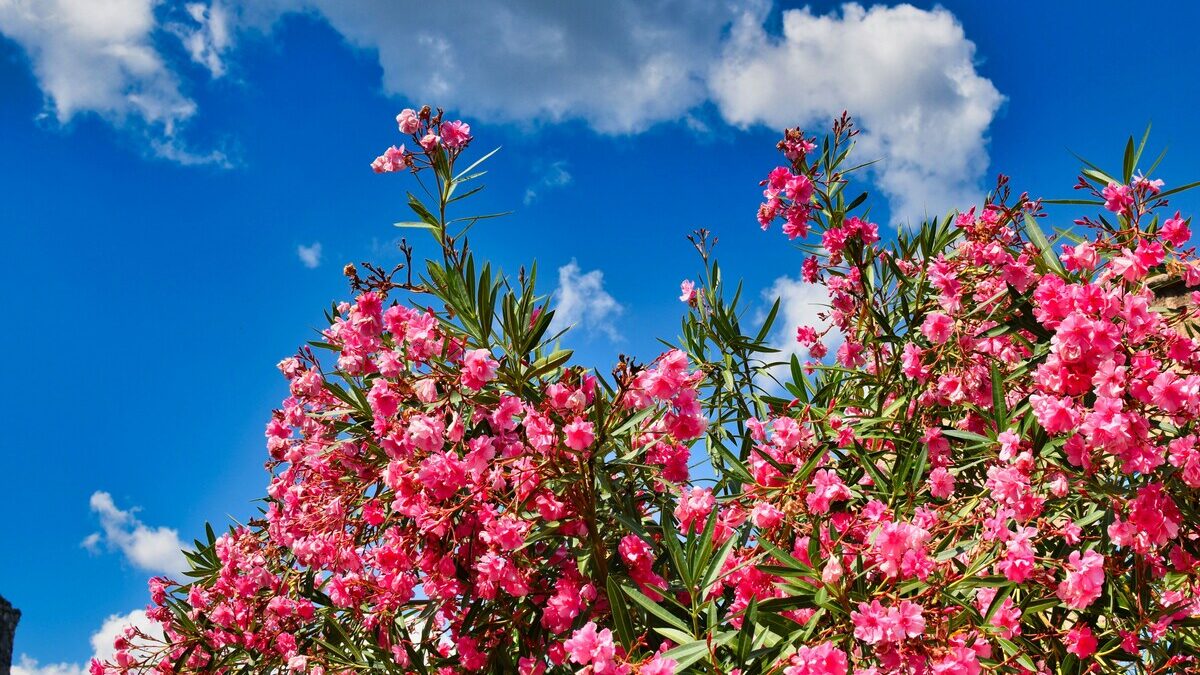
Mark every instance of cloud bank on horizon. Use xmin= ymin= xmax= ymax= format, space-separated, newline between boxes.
xmin=13 ymin=608 xmax=164 ymax=675
xmin=0 ymin=0 xmax=1002 ymax=224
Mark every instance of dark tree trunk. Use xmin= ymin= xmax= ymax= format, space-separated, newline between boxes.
xmin=0 ymin=594 xmax=18 ymax=675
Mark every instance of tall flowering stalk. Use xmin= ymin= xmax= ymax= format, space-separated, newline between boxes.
xmin=97 ymin=107 xmax=1200 ymax=675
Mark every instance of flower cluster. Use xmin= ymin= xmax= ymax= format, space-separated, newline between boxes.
xmin=753 ymin=118 xmax=1200 ymax=672
xmin=99 ymin=109 xmax=1200 ymax=674
xmin=371 ymin=106 xmax=473 ymax=174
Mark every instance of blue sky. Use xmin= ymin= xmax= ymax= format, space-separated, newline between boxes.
xmin=3 ymin=0 xmax=1200 ymax=670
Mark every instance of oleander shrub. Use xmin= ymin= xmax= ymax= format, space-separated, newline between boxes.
xmin=97 ymin=106 xmax=1200 ymax=674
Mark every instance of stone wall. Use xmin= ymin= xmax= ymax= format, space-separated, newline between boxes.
xmin=0 ymin=595 xmax=19 ymax=675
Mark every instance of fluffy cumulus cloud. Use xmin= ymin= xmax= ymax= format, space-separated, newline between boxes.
xmin=260 ymin=1 xmax=1001 ymax=218
xmin=84 ymin=491 xmax=187 ymax=576
xmin=0 ymin=0 xmax=234 ymax=162
xmin=548 ymin=259 xmax=623 ymax=342
xmin=297 ymin=241 xmax=322 ymax=268
xmin=710 ymin=3 xmax=1004 ymax=224
xmin=271 ymin=0 xmax=743 ymax=133
xmin=0 ymin=0 xmax=193 ymax=127
xmin=14 ymin=609 xmax=163 ymax=675
xmin=0 ymin=1 xmax=1002 ymax=211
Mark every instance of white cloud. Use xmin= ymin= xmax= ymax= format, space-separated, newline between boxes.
xmin=548 ymin=259 xmax=623 ymax=342
xmin=523 ymin=160 xmax=572 ymax=205
xmin=261 ymin=0 xmax=745 ymax=134
xmin=710 ymin=3 xmax=1003 ymax=225
xmin=14 ymin=609 xmax=164 ymax=675
xmin=254 ymin=1 xmax=999 ymax=218
xmin=178 ymin=2 xmax=233 ymax=77
xmin=0 ymin=0 xmax=193 ymax=128
xmin=0 ymin=0 xmax=232 ymax=164
xmin=85 ymin=491 xmax=187 ymax=577
xmin=90 ymin=609 xmax=163 ymax=661
xmin=297 ymin=241 xmax=322 ymax=268
xmin=12 ymin=657 xmax=87 ymax=675
xmin=149 ymin=134 xmax=233 ymax=167
xmin=0 ymin=0 xmax=1003 ymax=208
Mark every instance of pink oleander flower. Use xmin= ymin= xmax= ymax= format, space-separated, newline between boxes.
xmin=920 ymin=312 xmax=954 ymax=344
xmin=641 ymin=656 xmax=678 ymax=675
xmin=1065 ymin=625 xmax=1098 ymax=659
xmin=802 ymin=256 xmax=820 ymax=282
xmin=822 ymin=555 xmax=843 ymax=585
xmin=563 ymin=417 xmax=595 ymax=451
xmin=996 ymin=525 xmax=1037 ymax=583
xmin=750 ymin=502 xmax=784 ymax=530
xmin=1030 ymin=394 xmax=1080 ymax=434
xmin=928 ymin=467 xmax=955 ymax=498
xmin=1110 ymin=482 xmax=1182 ymax=550
xmin=1062 ymin=240 xmax=1098 ymax=271
xmin=367 ymin=378 xmax=400 ymax=419
xmin=460 ymin=348 xmax=498 ymax=390
xmin=1133 ymin=172 xmax=1164 ymax=195
xmin=806 ymin=469 xmax=851 ymax=514
xmin=1056 ymin=549 xmax=1105 ymax=609
xmin=871 ymin=521 xmax=932 ymax=579
xmin=930 ymin=644 xmax=982 ymax=675
xmin=441 ymin=120 xmax=472 ymax=148
xmin=851 ymin=600 xmax=925 ymax=644
xmin=680 ymin=279 xmax=697 ymax=304
xmin=563 ymin=622 xmax=617 ymax=672
xmin=1102 ymin=181 xmax=1134 ymax=214
xmin=1162 ymin=211 xmax=1191 ymax=247
xmin=396 ymin=108 xmax=420 ymax=134
xmin=371 ymin=145 xmax=408 ymax=173
xmin=675 ymin=486 xmax=716 ymax=533
xmin=784 ymin=641 xmax=848 ymax=675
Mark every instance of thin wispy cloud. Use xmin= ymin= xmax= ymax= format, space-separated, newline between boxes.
xmin=297 ymin=242 xmax=323 ymax=269
xmin=524 ymin=160 xmax=572 ymax=205
xmin=176 ymin=1 xmax=233 ymax=78
xmin=83 ymin=491 xmax=187 ymax=577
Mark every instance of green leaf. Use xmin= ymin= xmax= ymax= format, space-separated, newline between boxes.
xmin=996 ymin=637 xmax=1038 ymax=671
xmin=941 ymin=428 xmax=992 ymax=445
xmin=606 ymin=577 xmax=637 ymax=650
xmin=453 ymin=145 xmax=501 ymax=182
xmin=1041 ymin=198 xmax=1103 ymax=206
xmin=1133 ymin=123 xmax=1152 ymax=173
xmin=1122 ymin=135 xmax=1135 ymax=184
xmin=846 ymin=191 xmax=869 ymax=212
xmin=990 ymin=362 xmax=1007 ymax=428
xmin=1155 ymin=180 xmax=1200 ymax=200
xmin=1022 ymin=213 xmax=1064 ymax=275
xmin=753 ymin=298 xmax=781 ymax=344
xmin=660 ymin=640 xmax=710 ymax=670
xmin=699 ymin=535 xmax=738 ymax=595
xmin=621 ymin=584 xmax=692 ymax=635
xmin=406 ymin=192 xmax=440 ymax=227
